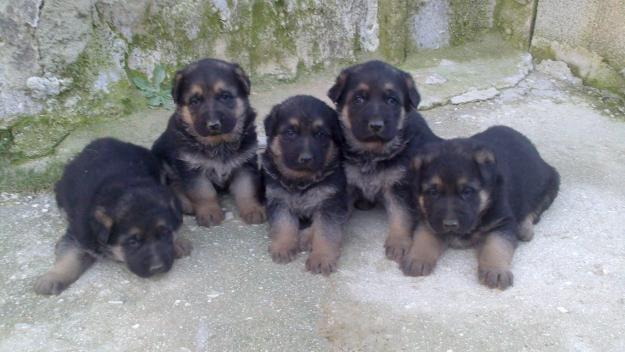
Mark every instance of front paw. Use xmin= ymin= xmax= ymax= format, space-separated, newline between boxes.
xmin=384 ymin=236 xmax=412 ymax=262
xmin=196 ymin=206 xmax=225 ymax=227
xmin=239 ymin=204 xmax=267 ymax=224
xmin=33 ymin=273 xmax=70 ymax=296
xmin=401 ymin=253 xmax=437 ymax=277
xmin=305 ymin=251 xmax=339 ymax=276
xmin=478 ymin=266 xmax=514 ymax=290
xmin=269 ymin=239 xmax=299 ymax=264
xmin=174 ymin=237 xmax=193 ymax=258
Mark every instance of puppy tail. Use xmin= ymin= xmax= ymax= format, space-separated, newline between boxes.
xmin=533 ymin=166 xmax=560 ymax=224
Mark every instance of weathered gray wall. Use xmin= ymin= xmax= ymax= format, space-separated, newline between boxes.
xmin=531 ymin=0 xmax=625 ymax=93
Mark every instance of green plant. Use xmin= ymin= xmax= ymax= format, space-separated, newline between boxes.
xmin=131 ymin=65 xmax=174 ymax=109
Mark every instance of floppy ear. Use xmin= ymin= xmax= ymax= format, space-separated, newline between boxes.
xmin=232 ymin=63 xmax=251 ymax=96
xmin=401 ymin=71 xmax=421 ymax=110
xmin=263 ymin=104 xmax=281 ymax=138
xmin=171 ymin=69 xmax=186 ymax=105
xmin=91 ymin=206 xmax=113 ymax=245
xmin=327 ymin=68 xmax=352 ymax=104
xmin=474 ymin=147 xmax=497 ymax=183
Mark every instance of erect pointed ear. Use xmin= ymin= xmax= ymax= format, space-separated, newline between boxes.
xmin=232 ymin=63 xmax=251 ymax=96
xmin=263 ymin=104 xmax=281 ymax=138
xmin=474 ymin=147 xmax=497 ymax=183
xmin=327 ymin=67 xmax=353 ymax=104
xmin=91 ymin=206 xmax=113 ymax=245
xmin=171 ymin=68 xmax=186 ymax=105
xmin=401 ymin=70 xmax=421 ymax=110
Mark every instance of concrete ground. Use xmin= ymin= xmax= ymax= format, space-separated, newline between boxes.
xmin=1 ymin=38 xmax=625 ymax=351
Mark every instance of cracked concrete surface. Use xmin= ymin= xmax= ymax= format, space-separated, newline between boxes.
xmin=2 ymin=46 xmax=625 ymax=351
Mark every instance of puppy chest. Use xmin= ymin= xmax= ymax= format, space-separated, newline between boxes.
xmin=344 ymin=163 xmax=406 ymax=201
xmin=268 ymin=185 xmax=337 ymax=218
xmin=179 ymin=152 xmax=249 ymax=187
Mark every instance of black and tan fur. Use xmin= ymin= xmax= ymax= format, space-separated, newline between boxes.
xmin=327 ymin=60 xmax=442 ymax=263
xmin=34 ymin=138 xmax=190 ymax=295
xmin=404 ymin=126 xmax=560 ymax=289
xmin=152 ymin=58 xmax=265 ymax=227
xmin=263 ymin=96 xmax=349 ymax=275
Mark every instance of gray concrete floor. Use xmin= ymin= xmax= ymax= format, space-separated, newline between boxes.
xmin=1 ymin=41 xmax=625 ymax=351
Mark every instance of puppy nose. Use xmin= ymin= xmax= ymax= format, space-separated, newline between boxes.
xmin=149 ymin=262 xmax=165 ymax=274
xmin=442 ymin=219 xmax=460 ymax=231
xmin=207 ymin=120 xmax=221 ymax=131
xmin=298 ymin=152 xmax=313 ymax=164
xmin=368 ymin=120 xmax=384 ymax=133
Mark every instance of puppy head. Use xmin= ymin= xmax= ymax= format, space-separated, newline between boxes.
xmin=327 ymin=60 xmax=420 ymax=153
xmin=264 ymin=95 xmax=341 ymax=180
xmin=172 ymin=58 xmax=251 ymax=144
xmin=91 ymin=186 xmax=183 ymax=278
xmin=412 ymin=139 xmax=497 ymax=240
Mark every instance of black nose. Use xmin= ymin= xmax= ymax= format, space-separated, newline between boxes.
xmin=298 ymin=152 xmax=313 ymax=164
xmin=207 ymin=120 xmax=221 ymax=131
xmin=368 ymin=120 xmax=384 ymax=133
xmin=442 ymin=219 xmax=460 ymax=231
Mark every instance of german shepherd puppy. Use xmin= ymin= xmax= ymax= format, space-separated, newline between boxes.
xmin=404 ymin=126 xmax=560 ymax=289
xmin=34 ymin=138 xmax=191 ymax=295
xmin=263 ymin=96 xmax=349 ymax=275
xmin=327 ymin=60 xmax=441 ymax=263
xmin=152 ymin=59 xmax=265 ymax=227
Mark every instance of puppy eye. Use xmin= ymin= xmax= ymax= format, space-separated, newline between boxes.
xmin=461 ymin=186 xmax=476 ymax=198
xmin=189 ymin=96 xmax=202 ymax=106
xmin=284 ymin=128 xmax=297 ymax=137
xmin=218 ymin=92 xmax=234 ymax=101
xmin=425 ymin=187 xmax=439 ymax=197
xmin=386 ymin=96 xmax=399 ymax=105
xmin=353 ymin=95 xmax=365 ymax=105
xmin=313 ymin=130 xmax=328 ymax=138
xmin=126 ymin=235 xmax=142 ymax=247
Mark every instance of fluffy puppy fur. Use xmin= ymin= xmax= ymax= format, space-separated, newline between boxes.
xmin=327 ymin=60 xmax=442 ymax=263
xmin=152 ymin=58 xmax=265 ymax=227
xmin=262 ymin=95 xmax=349 ymax=275
xmin=404 ymin=126 xmax=560 ymax=289
xmin=34 ymin=138 xmax=190 ymax=295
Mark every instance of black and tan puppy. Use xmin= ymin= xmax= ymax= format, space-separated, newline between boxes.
xmin=403 ymin=126 xmax=560 ymax=289
xmin=152 ymin=58 xmax=265 ymax=227
xmin=34 ymin=138 xmax=191 ymax=295
xmin=327 ymin=60 xmax=441 ymax=262
xmin=262 ymin=95 xmax=349 ymax=275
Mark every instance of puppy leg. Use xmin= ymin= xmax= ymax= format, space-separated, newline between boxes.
xmin=401 ymin=223 xmax=445 ymax=276
xmin=268 ymin=207 xmax=300 ymax=263
xmin=185 ymin=177 xmax=224 ymax=227
xmin=518 ymin=214 xmax=535 ymax=241
xmin=299 ymin=226 xmax=313 ymax=252
xmin=306 ymin=213 xmax=342 ymax=276
xmin=34 ymin=234 xmax=95 ymax=295
xmin=383 ymin=191 xmax=414 ymax=262
xmin=477 ymin=232 xmax=517 ymax=290
xmin=230 ymin=169 xmax=266 ymax=224
xmin=171 ymin=181 xmax=194 ymax=215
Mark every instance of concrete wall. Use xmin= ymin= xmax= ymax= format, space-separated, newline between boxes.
xmin=531 ymin=0 xmax=625 ymax=93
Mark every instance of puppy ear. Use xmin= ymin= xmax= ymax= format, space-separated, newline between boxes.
xmin=401 ymin=71 xmax=421 ymax=110
xmin=232 ymin=63 xmax=251 ymax=96
xmin=169 ymin=196 xmax=183 ymax=227
xmin=263 ymin=104 xmax=281 ymax=138
xmin=171 ymin=69 xmax=186 ymax=105
xmin=474 ymin=147 xmax=497 ymax=183
xmin=328 ymin=109 xmax=345 ymax=147
xmin=327 ymin=68 xmax=352 ymax=104
xmin=91 ymin=206 xmax=113 ymax=245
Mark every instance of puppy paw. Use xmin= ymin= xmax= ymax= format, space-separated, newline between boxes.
xmin=478 ymin=266 xmax=514 ymax=290
xmin=384 ymin=236 xmax=412 ymax=262
xmin=305 ymin=252 xmax=338 ymax=276
xmin=196 ymin=206 xmax=225 ymax=227
xmin=401 ymin=254 xmax=436 ymax=277
xmin=239 ymin=204 xmax=266 ymax=224
xmin=269 ymin=240 xmax=299 ymax=264
xmin=33 ymin=273 xmax=69 ymax=296
xmin=174 ymin=237 xmax=193 ymax=258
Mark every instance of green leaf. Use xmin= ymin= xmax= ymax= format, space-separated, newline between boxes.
xmin=148 ymin=96 xmax=162 ymax=107
xmin=153 ymin=65 xmax=166 ymax=86
xmin=131 ymin=76 xmax=152 ymax=91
